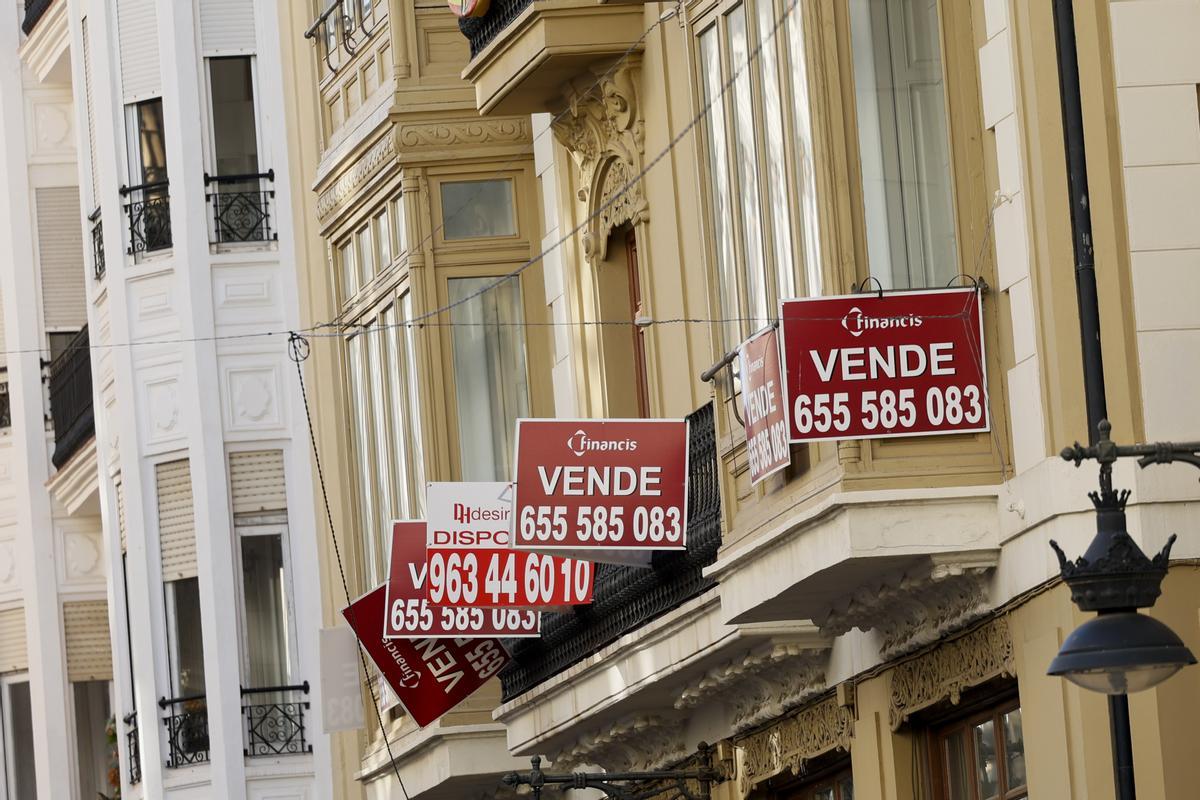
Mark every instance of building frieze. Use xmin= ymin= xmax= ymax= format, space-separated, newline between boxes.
xmin=315 ymin=131 xmax=398 ymax=222
xmin=551 ymin=714 xmax=691 ymax=773
xmin=736 ymin=696 xmax=855 ymax=793
xmin=397 ymin=117 xmax=531 ymax=150
xmin=888 ymin=615 xmax=1016 ymax=730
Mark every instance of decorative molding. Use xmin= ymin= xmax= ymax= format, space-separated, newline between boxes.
xmin=224 ymin=366 xmax=284 ymax=432
xmin=817 ymin=552 xmax=998 ymax=660
xmin=888 ymin=616 xmax=1016 ymax=731
xmin=551 ymin=58 xmax=646 ymax=264
xmin=675 ymin=641 xmax=829 ymax=733
xmin=63 ymin=531 xmax=104 ymax=582
xmin=316 ymin=132 xmax=398 ymax=221
xmin=552 ymin=714 xmax=690 ymax=773
xmin=736 ymin=696 xmax=855 ymax=793
xmin=398 ymin=117 xmax=530 ymax=150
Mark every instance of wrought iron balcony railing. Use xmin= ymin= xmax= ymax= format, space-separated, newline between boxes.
xmin=123 ymin=711 xmax=141 ymax=785
xmin=21 ymin=0 xmax=54 ymax=35
xmin=205 ymin=171 xmax=277 ymax=244
xmin=499 ymin=401 xmax=721 ymax=701
xmin=0 ymin=372 xmax=10 ymax=430
xmin=241 ymin=681 xmax=313 ymax=757
xmin=89 ymin=206 xmax=105 ymax=280
xmin=48 ymin=326 xmax=94 ymax=469
xmin=159 ymin=694 xmax=210 ymax=768
xmin=120 ymin=181 xmax=172 ymax=255
xmin=457 ymin=0 xmax=530 ymax=59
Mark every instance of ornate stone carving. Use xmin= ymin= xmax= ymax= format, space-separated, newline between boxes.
xmin=552 ymin=714 xmax=690 ymax=773
xmin=64 ymin=531 xmax=103 ymax=581
xmin=736 ymin=696 xmax=855 ymax=793
xmin=817 ymin=554 xmax=998 ymax=660
xmin=889 ymin=616 xmax=1016 ymax=730
xmin=551 ymin=58 xmax=647 ymax=264
xmin=398 ymin=118 xmax=531 ymax=149
xmin=675 ymin=642 xmax=829 ymax=733
xmin=316 ymin=132 xmax=398 ymax=221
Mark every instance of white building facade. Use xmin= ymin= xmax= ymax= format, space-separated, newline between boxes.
xmin=0 ymin=0 xmax=337 ymax=797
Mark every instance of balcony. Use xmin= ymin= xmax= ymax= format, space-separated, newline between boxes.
xmin=500 ymin=402 xmax=721 ymax=701
xmin=48 ymin=326 xmax=94 ymax=469
xmin=120 ymin=181 xmax=172 ymax=255
xmin=21 ymin=0 xmax=52 ymax=34
xmin=241 ymin=683 xmax=312 ymax=757
xmin=458 ymin=0 xmax=646 ymax=114
xmin=123 ymin=712 xmax=141 ymax=785
xmin=205 ymin=171 xmax=277 ymax=245
xmin=160 ymin=694 xmax=209 ymax=768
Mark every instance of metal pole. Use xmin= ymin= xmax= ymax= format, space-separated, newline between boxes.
xmin=1052 ymin=0 xmax=1107 ymax=444
xmin=1108 ymin=694 xmax=1137 ymax=800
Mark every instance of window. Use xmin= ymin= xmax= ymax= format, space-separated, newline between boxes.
xmin=209 ymin=57 xmax=259 ymax=178
xmin=130 ymin=98 xmax=167 ymax=187
xmin=375 ymin=210 xmax=391 ymax=267
xmin=238 ymin=528 xmax=295 ymax=687
xmin=165 ymin=578 xmax=206 ymax=698
xmin=126 ymin=98 xmax=171 ymax=253
xmin=390 ymin=196 xmax=406 ymax=256
xmin=698 ymin=0 xmax=822 ymax=350
xmin=357 ymin=225 xmax=375 ymax=286
xmin=783 ymin=769 xmax=853 ymax=800
xmin=449 ymin=277 xmax=529 ymax=481
xmin=385 ymin=297 xmax=425 ymax=517
xmin=72 ymin=681 xmax=113 ymax=799
xmin=346 ymin=331 xmax=380 ymax=579
xmin=934 ymin=703 xmax=1026 ymax=800
xmin=850 ymin=0 xmax=957 ymax=289
xmin=440 ymin=179 xmax=516 ymax=240
xmin=48 ymin=330 xmax=80 ymax=363
xmin=1 ymin=678 xmax=37 ymax=799
xmin=340 ymin=239 xmax=357 ymax=301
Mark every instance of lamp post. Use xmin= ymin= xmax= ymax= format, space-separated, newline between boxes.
xmin=501 ymin=743 xmax=722 ymax=800
xmin=1049 ymin=420 xmax=1198 ymax=799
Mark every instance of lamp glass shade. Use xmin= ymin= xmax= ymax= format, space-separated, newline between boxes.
xmin=1048 ymin=612 xmax=1196 ymax=695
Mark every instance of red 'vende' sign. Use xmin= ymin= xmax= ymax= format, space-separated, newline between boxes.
xmin=384 ymin=520 xmax=541 ymax=638
xmin=739 ymin=327 xmax=791 ymax=484
xmin=424 ymin=483 xmax=594 ymax=607
xmin=781 ymin=288 xmax=989 ymax=442
xmin=343 ymin=585 xmax=509 ymax=728
xmin=513 ymin=420 xmax=689 ymax=550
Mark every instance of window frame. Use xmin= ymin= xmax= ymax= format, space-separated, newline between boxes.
xmin=202 ymin=55 xmax=264 ymax=180
xmin=232 ymin=519 xmax=301 ymax=688
xmin=163 ymin=576 xmax=206 ymax=699
xmin=777 ymin=766 xmax=854 ymax=800
xmin=434 ymin=176 xmax=520 ymax=244
xmin=0 ymin=675 xmax=37 ymax=800
xmin=929 ymin=698 xmax=1026 ymax=800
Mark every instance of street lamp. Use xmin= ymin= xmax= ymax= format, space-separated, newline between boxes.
xmin=1050 ymin=420 xmax=1198 ymax=798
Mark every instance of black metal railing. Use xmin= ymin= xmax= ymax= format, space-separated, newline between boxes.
xmin=241 ymin=681 xmax=313 ymax=757
xmin=499 ymin=402 xmax=721 ymax=701
xmin=48 ymin=326 xmax=94 ymax=469
xmin=89 ymin=206 xmax=105 ymax=279
xmin=120 ymin=181 xmax=172 ymax=254
xmin=0 ymin=372 xmax=10 ymax=430
xmin=123 ymin=712 xmax=142 ymax=785
xmin=205 ymin=171 xmax=276 ymax=244
xmin=159 ymin=694 xmax=210 ymax=768
xmin=21 ymin=0 xmax=54 ymax=35
xmin=457 ymin=0 xmax=530 ymax=58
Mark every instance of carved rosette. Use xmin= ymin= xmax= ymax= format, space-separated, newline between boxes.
xmin=736 ymin=696 xmax=855 ymax=793
xmin=675 ymin=642 xmax=830 ymax=733
xmin=817 ymin=554 xmax=998 ymax=660
xmin=888 ymin=616 xmax=1016 ymax=730
xmin=552 ymin=714 xmax=691 ymax=773
xmin=551 ymin=59 xmax=647 ymax=264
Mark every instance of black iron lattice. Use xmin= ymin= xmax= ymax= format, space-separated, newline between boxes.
xmin=242 ymin=682 xmax=313 ymax=758
xmin=123 ymin=183 xmax=172 ymax=254
xmin=123 ymin=712 xmax=141 ymax=785
xmin=160 ymin=697 xmax=210 ymax=768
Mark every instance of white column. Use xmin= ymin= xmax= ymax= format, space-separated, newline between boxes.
xmin=0 ymin=13 xmax=73 ymax=800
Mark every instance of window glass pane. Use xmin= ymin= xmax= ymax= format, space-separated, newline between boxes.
xmin=240 ymin=533 xmax=291 ymax=687
xmin=1003 ymin=708 xmax=1027 ymax=789
xmin=209 ymin=57 xmax=259 ymax=178
xmin=449 ymin=277 xmax=530 ymax=480
xmin=974 ymin=719 xmax=1000 ymax=799
xmin=699 ymin=28 xmax=740 ymax=351
xmin=340 ymin=240 xmax=357 ymax=300
xmin=134 ymin=98 xmax=168 ymax=185
xmin=838 ymin=775 xmax=854 ymax=800
xmin=348 ymin=335 xmax=381 ymax=580
xmin=368 ymin=323 xmax=394 ymax=527
xmin=376 ymin=210 xmax=392 ymax=267
xmin=391 ymin=197 xmax=407 ymax=256
xmin=357 ymin=226 xmax=374 ymax=286
xmin=755 ymin=0 xmax=795 ymax=302
xmin=72 ymin=681 xmax=112 ymax=800
xmin=728 ymin=5 xmax=769 ymax=329
xmin=402 ymin=294 xmax=425 ymax=514
xmin=6 ymin=681 xmax=38 ymax=798
xmin=341 ymin=0 xmax=356 ymax=33
xmin=167 ymin=577 xmax=206 ymax=697
xmin=387 ymin=301 xmax=424 ymax=517
xmin=850 ymin=0 xmax=957 ymax=289
xmin=813 ymin=790 xmax=834 ymax=800
xmin=944 ymin=729 xmax=971 ymax=800
xmin=786 ymin=0 xmax=822 ymax=295
xmin=440 ymin=180 xmax=516 ymax=239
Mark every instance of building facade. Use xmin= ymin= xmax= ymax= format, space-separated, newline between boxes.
xmin=292 ymin=0 xmax=1200 ymax=797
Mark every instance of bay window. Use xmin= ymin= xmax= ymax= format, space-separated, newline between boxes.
xmin=850 ymin=0 xmax=957 ymax=289
xmin=448 ymin=277 xmax=529 ymax=481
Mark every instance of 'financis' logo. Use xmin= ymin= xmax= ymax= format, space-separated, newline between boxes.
xmin=567 ymin=429 xmax=639 ymax=457
xmin=383 ymin=641 xmax=422 ymax=688
xmin=840 ymin=306 xmax=923 ymax=338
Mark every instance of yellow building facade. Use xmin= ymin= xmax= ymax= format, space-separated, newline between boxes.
xmin=281 ymin=0 xmax=1200 ymax=797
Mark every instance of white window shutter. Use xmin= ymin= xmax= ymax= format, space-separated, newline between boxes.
xmin=157 ymin=459 xmax=198 ymax=581
xmin=116 ymin=0 xmax=161 ymax=102
xmin=200 ymin=0 xmax=256 ymax=54
xmin=64 ymin=600 xmax=113 ymax=682
xmin=0 ymin=608 xmax=28 ymax=674
xmin=229 ymin=450 xmax=287 ymax=516
xmin=36 ymin=187 xmax=87 ymax=330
